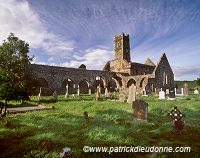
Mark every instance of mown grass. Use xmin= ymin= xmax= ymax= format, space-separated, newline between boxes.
xmin=0 ymin=94 xmax=200 ymax=158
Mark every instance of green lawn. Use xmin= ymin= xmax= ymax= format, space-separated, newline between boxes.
xmin=0 ymin=94 xmax=200 ymax=158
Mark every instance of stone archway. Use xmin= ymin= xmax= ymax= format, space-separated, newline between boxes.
xmin=61 ymin=78 xmax=75 ymax=94
xmin=139 ymin=77 xmax=148 ymax=89
xmin=79 ymin=79 xmax=90 ymax=94
xmin=93 ymin=76 xmax=106 ymax=93
xmin=112 ymin=77 xmax=122 ymax=89
xmin=127 ymin=78 xmax=136 ymax=88
xmin=107 ymin=78 xmax=118 ymax=92
xmin=37 ymin=77 xmax=49 ymax=87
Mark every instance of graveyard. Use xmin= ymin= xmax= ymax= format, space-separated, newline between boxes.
xmin=1 ymin=0 xmax=200 ymax=157
xmin=0 ymin=92 xmax=200 ymax=157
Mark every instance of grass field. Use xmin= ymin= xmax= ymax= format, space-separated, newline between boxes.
xmin=0 ymin=94 xmax=200 ymax=158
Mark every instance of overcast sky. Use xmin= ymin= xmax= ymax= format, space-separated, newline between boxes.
xmin=0 ymin=0 xmax=200 ymax=80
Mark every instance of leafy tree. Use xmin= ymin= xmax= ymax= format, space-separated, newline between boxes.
xmin=196 ymin=78 xmax=200 ymax=86
xmin=175 ymin=83 xmax=178 ymax=89
xmin=0 ymin=33 xmax=33 ymax=116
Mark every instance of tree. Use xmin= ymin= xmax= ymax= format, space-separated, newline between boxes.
xmin=196 ymin=78 xmax=200 ymax=86
xmin=0 ymin=33 xmax=33 ymax=116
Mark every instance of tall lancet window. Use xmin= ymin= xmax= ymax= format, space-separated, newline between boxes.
xmin=163 ymin=72 xmax=165 ymax=85
xmin=163 ymin=72 xmax=168 ymax=85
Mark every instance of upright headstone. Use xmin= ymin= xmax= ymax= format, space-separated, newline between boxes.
xmin=142 ymin=90 xmax=148 ymax=96
xmin=38 ymin=87 xmax=42 ymax=100
xmin=159 ymin=90 xmax=165 ymax=99
xmin=132 ymin=100 xmax=148 ymax=121
xmin=88 ymin=88 xmax=91 ymax=95
xmin=155 ymin=88 xmax=157 ymax=95
xmin=166 ymin=89 xmax=169 ymax=95
xmin=127 ymin=84 xmax=136 ymax=103
xmin=77 ymin=85 xmax=80 ymax=96
xmin=183 ymin=83 xmax=188 ymax=96
xmin=95 ymin=87 xmax=100 ymax=101
xmin=168 ymin=90 xmax=176 ymax=100
xmin=98 ymin=84 xmax=101 ymax=94
xmin=52 ymin=90 xmax=58 ymax=101
xmin=105 ymin=87 xmax=109 ymax=98
xmin=194 ymin=90 xmax=199 ymax=95
xmin=119 ymin=93 xmax=126 ymax=102
xmin=65 ymin=84 xmax=69 ymax=98
xmin=83 ymin=111 xmax=89 ymax=124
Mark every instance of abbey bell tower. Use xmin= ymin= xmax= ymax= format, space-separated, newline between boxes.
xmin=114 ymin=32 xmax=131 ymax=62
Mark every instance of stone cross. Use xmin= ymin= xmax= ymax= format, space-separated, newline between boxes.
xmin=132 ymin=100 xmax=148 ymax=121
xmin=169 ymin=107 xmax=185 ymax=134
xmin=65 ymin=84 xmax=69 ymax=98
xmin=52 ymin=90 xmax=58 ymax=101
xmin=127 ymin=84 xmax=136 ymax=104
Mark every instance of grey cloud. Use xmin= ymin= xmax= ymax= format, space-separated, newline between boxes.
xmin=173 ymin=65 xmax=200 ymax=79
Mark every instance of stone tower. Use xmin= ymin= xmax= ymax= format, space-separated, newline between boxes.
xmin=114 ymin=32 xmax=130 ymax=62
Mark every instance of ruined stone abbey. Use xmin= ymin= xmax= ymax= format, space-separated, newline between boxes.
xmin=31 ymin=33 xmax=174 ymax=95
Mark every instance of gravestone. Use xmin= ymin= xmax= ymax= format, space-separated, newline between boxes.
xmin=158 ymin=90 xmax=165 ymax=99
xmin=95 ymin=87 xmax=100 ymax=101
xmin=83 ymin=111 xmax=89 ymax=124
xmin=194 ymin=90 xmax=199 ymax=95
xmin=168 ymin=90 xmax=176 ymax=100
xmin=127 ymin=84 xmax=136 ymax=103
xmin=98 ymin=84 xmax=101 ymax=94
xmin=38 ymin=87 xmax=42 ymax=100
xmin=77 ymin=85 xmax=80 ymax=96
xmin=166 ymin=89 xmax=169 ymax=95
xmin=142 ymin=90 xmax=148 ymax=96
xmin=88 ymin=88 xmax=91 ymax=95
xmin=105 ymin=87 xmax=109 ymax=98
xmin=169 ymin=107 xmax=185 ymax=134
xmin=119 ymin=93 xmax=126 ymax=102
xmin=132 ymin=100 xmax=148 ymax=121
xmin=154 ymin=88 xmax=157 ymax=95
xmin=52 ymin=90 xmax=58 ymax=101
xmin=65 ymin=84 xmax=69 ymax=98
xmin=183 ymin=83 xmax=188 ymax=96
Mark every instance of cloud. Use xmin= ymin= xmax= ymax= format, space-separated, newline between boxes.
xmin=32 ymin=56 xmax=57 ymax=66
xmin=173 ymin=65 xmax=200 ymax=80
xmin=60 ymin=48 xmax=113 ymax=70
xmin=0 ymin=0 xmax=74 ymax=56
